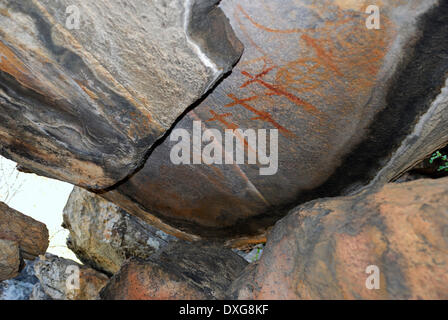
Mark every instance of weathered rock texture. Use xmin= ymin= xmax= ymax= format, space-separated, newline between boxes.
xmin=2 ymin=0 xmax=448 ymax=244
xmin=34 ymin=254 xmax=108 ymax=300
xmin=397 ymin=145 xmax=448 ymax=181
xmin=100 ymin=242 xmax=248 ymax=300
xmin=0 ymin=202 xmax=49 ymax=260
xmin=0 ymin=259 xmax=51 ymax=300
xmin=30 ymin=283 xmax=52 ymax=300
xmin=0 ymin=259 xmax=37 ymax=300
xmin=0 ymin=0 xmax=242 ymax=189
xmin=101 ymin=0 xmax=448 ymax=244
xmin=63 ymin=187 xmax=177 ymax=275
xmin=0 ymin=202 xmax=48 ymax=281
xmin=0 ymin=239 xmax=20 ymax=281
xmin=228 ymin=177 xmax=448 ymax=300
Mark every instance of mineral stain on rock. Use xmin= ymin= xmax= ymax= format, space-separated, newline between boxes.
xmin=228 ymin=177 xmax=448 ymax=300
xmin=100 ymin=0 xmax=448 ymax=244
xmin=0 ymin=0 xmax=243 ymax=189
xmin=1 ymin=0 xmax=448 ymax=302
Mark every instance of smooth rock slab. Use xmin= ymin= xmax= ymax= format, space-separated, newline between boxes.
xmin=103 ymin=0 xmax=448 ymax=244
xmin=63 ymin=187 xmax=177 ymax=275
xmin=228 ymin=177 xmax=448 ymax=300
xmin=0 ymin=0 xmax=242 ymax=189
xmin=100 ymin=242 xmax=248 ymax=300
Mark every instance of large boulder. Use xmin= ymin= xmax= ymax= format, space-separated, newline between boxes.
xmin=2 ymin=0 xmax=448 ymax=245
xmin=0 ymin=0 xmax=242 ymax=189
xmin=34 ymin=253 xmax=108 ymax=300
xmin=228 ymin=177 xmax=448 ymax=300
xmin=100 ymin=242 xmax=248 ymax=300
xmin=0 ymin=202 xmax=48 ymax=281
xmin=62 ymin=187 xmax=177 ymax=275
xmin=101 ymin=0 xmax=448 ymax=244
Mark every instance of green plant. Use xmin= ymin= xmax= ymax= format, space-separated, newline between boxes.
xmin=251 ymin=245 xmax=264 ymax=263
xmin=429 ymin=151 xmax=448 ymax=172
xmin=254 ymin=247 xmax=262 ymax=261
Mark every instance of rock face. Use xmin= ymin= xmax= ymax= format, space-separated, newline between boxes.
xmin=101 ymin=0 xmax=448 ymax=243
xmin=30 ymin=283 xmax=52 ymax=301
xmin=100 ymin=242 xmax=248 ymax=300
xmin=234 ymin=244 xmax=264 ymax=263
xmin=399 ymin=145 xmax=448 ymax=180
xmin=34 ymin=254 xmax=108 ymax=300
xmin=63 ymin=187 xmax=177 ymax=275
xmin=0 ymin=0 xmax=242 ymax=189
xmin=0 ymin=202 xmax=48 ymax=281
xmin=0 ymin=239 xmax=20 ymax=282
xmin=228 ymin=177 xmax=448 ymax=300
xmin=2 ymin=0 xmax=448 ymax=245
xmin=0 ymin=259 xmax=41 ymax=300
xmin=0 ymin=259 xmax=52 ymax=300
xmin=1 ymin=254 xmax=109 ymax=301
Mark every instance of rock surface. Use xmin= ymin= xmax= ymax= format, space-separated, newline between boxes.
xmin=0 ymin=259 xmax=40 ymax=300
xmin=0 ymin=202 xmax=48 ymax=281
xmin=0 ymin=202 xmax=49 ymax=260
xmin=30 ymin=283 xmax=52 ymax=301
xmin=2 ymin=0 xmax=448 ymax=246
xmin=228 ymin=177 xmax=448 ymax=300
xmin=398 ymin=145 xmax=448 ymax=181
xmin=0 ymin=0 xmax=242 ymax=189
xmin=63 ymin=187 xmax=177 ymax=275
xmin=235 ymin=244 xmax=264 ymax=263
xmin=102 ymin=0 xmax=448 ymax=243
xmin=34 ymin=253 xmax=108 ymax=300
xmin=0 ymin=259 xmax=52 ymax=300
xmin=0 ymin=239 xmax=20 ymax=281
xmin=100 ymin=242 xmax=248 ymax=300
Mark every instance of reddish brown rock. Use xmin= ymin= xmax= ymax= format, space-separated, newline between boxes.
xmin=0 ymin=239 xmax=20 ymax=281
xmin=0 ymin=202 xmax=48 ymax=282
xmin=100 ymin=242 xmax=248 ymax=300
xmin=0 ymin=202 xmax=49 ymax=261
xmin=228 ymin=177 xmax=448 ymax=300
